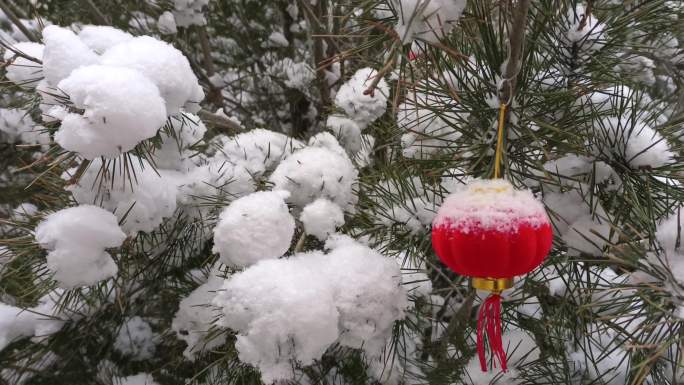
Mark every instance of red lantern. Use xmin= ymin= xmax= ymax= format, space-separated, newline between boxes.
xmin=431 ymin=179 xmax=552 ymax=372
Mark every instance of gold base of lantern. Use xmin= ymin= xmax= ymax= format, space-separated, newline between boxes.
xmin=471 ymin=277 xmax=513 ymax=293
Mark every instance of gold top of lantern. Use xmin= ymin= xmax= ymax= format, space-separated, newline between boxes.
xmin=472 ymin=277 xmax=513 ymax=293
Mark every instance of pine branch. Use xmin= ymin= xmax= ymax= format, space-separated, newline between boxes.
xmin=84 ymin=0 xmax=109 ymax=25
xmin=299 ymin=0 xmax=332 ymax=108
xmin=0 ymin=0 xmax=39 ymax=42
xmin=197 ymin=26 xmax=216 ymax=76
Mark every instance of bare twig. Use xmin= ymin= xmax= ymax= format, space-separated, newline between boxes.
xmin=363 ymin=48 xmax=397 ymax=96
xmin=300 ymin=0 xmax=332 ymax=108
xmin=195 ymin=25 xmax=225 ymax=108
xmin=428 ymin=41 xmax=470 ymax=62
xmin=294 ymin=232 xmax=306 ymax=253
xmin=197 ymin=26 xmax=216 ymax=76
xmin=366 ymin=19 xmax=401 ymax=43
xmin=0 ymin=42 xmax=42 ymax=64
xmin=316 ymin=49 xmax=354 ymax=72
xmin=197 ymin=109 xmax=242 ymax=134
xmin=298 ymin=0 xmax=342 ymax=59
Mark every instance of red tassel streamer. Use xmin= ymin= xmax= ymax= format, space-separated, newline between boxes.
xmin=476 ymin=293 xmax=507 ymax=372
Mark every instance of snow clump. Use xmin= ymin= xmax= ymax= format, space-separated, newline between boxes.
xmin=300 ymin=198 xmax=345 ymax=241
xmin=34 ymin=205 xmax=126 ymax=288
xmin=334 ymin=68 xmax=389 ymax=127
xmin=100 ymin=35 xmax=203 ymax=114
xmin=63 ymin=157 xmax=179 ymax=235
xmin=53 ymin=65 xmax=167 ymax=159
xmin=171 ymin=271 xmax=225 ymax=360
xmin=212 ymin=236 xmax=407 ymax=384
xmin=391 ymin=0 xmax=467 ymax=44
xmin=113 ymin=316 xmax=157 ymax=360
xmin=212 ymin=191 xmax=295 ymax=267
xmin=269 ymin=135 xmax=359 ymax=211
xmin=35 ymin=25 xmax=204 ymax=159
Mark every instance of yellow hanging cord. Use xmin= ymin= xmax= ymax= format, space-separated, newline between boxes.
xmin=493 ymin=103 xmax=507 ymax=179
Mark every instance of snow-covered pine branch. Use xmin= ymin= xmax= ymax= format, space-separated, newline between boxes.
xmin=0 ymin=1 xmax=683 ymax=384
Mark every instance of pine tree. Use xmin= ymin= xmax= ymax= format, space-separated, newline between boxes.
xmin=1 ymin=0 xmax=684 ymax=384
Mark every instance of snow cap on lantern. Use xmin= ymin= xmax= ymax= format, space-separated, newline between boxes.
xmin=432 ymin=178 xmax=552 ymax=280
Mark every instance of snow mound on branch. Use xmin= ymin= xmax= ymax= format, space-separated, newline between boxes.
xmin=171 ymin=272 xmax=225 ymax=360
xmin=282 ymin=60 xmax=315 ymax=91
xmin=0 ymin=302 xmax=41 ymax=351
xmin=565 ymin=4 xmax=607 ymax=51
xmin=113 ymin=316 xmax=157 ymax=361
xmin=151 ymin=113 xmax=207 ymax=172
xmin=0 ymin=108 xmax=50 ymax=149
xmin=177 ymin=160 xmax=256 ymax=210
xmin=0 ymin=247 xmax=11 ymax=271
xmin=301 ymin=198 xmax=345 ymax=241
xmin=618 ymin=54 xmax=656 ymax=86
xmin=654 ymin=212 xmax=684 ymax=287
xmin=212 ymin=237 xmax=407 ymax=384
xmin=567 ymin=324 xmax=628 ymax=385
xmin=398 ymin=92 xmax=465 ymax=159
xmin=463 ymin=327 xmax=538 ymax=384
xmin=595 ymin=117 xmax=673 ymax=169
xmin=367 ymin=176 xmax=445 ymax=234
xmin=543 ymin=187 xmax=612 ymax=256
xmin=42 ymin=25 xmax=99 ymax=86
xmin=269 ymin=136 xmax=359 ymax=211
xmin=394 ymin=252 xmax=432 ymax=298
xmin=354 ymin=134 xmax=376 ymax=168
xmin=433 ymin=179 xmax=549 ymax=233
xmin=54 ymin=65 xmax=167 ymax=159
xmin=391 ymin=0 xmax=466 ymax=44
xmin=335 ymin=68 xmax=388 ymax=127
xmin=266 ymin=31 xmax=289 ymax=48
xmin=0 ymin=289 xmax=91 ymax=364
xmin=0 ymin=351 xmax=57 ymax=385
xmin=321 ymin=235 xmax=408 ymax=354
xmin=173 ymin=0 xmax=209 ymax=27
xmin=657 ymin=213 xmax=684 ymax=254
xmin=64 ymin=157 xmax=179 ymax=234
xmin=308 ymin=131 xmax=348 ymax=155
xmin=10 ymin=203 xmax=36 ymax=218
xmin=3 ymin=42 xmax=44 ymax=88
xmin=326 ymin=115 xmax=362 ymax=155
xmin=26 ymin=288 xmax=106 ymax=342
xmin=212 ymin=191 xmax=295 ymax=267
xmin=34 ymin=205 xmax=125 ymax=288
xmin=212 ymin=129 xmax=305 ymax=175
xmin=380 ymin=195 xmax=436 ymax=234
xmin=157 ymin=11 xmax=178 ymax=34
xmin=268 ymin=58 xmax=315 ymax=91
xmin=214 ymin=250 xmax=338 ymax=384
xmin=117 ymin=373 xmax=159 ymax=385
xmin=77 ymin=25 xmax=133 ymax=54
xmin=101 ymin=36 xmax=201 ymax=113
